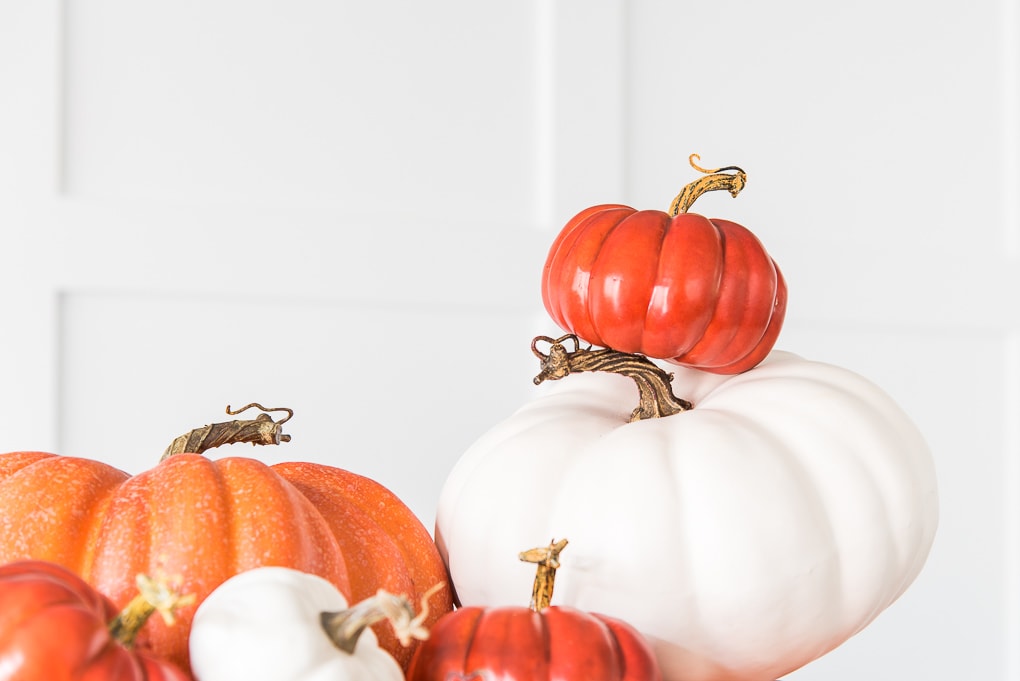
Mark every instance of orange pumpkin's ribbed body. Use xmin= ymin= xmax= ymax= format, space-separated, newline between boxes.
xmin=541 ymin=206 xmax=787 ymax=374
xmin=0 ymin=451 xmax=452 ymax=676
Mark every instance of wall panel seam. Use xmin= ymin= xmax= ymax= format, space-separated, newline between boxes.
xmin=1003 ymin=0 xmax=1020 ymax=677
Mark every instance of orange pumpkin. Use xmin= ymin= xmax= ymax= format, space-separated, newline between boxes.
xmin=0 ymin=405 xmax=452 ymax=676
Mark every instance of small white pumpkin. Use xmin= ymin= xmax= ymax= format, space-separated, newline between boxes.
xmin=436 ymin=342 xmax=938 ymax=681
xmin=189 ymin=566 xmax=432 ymax=681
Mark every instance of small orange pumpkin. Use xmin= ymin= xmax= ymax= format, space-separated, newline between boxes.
xmin=0 ymin=404 xmax=453 ymax=676
xmin=407 ymin=539 xmax=662 ymax=681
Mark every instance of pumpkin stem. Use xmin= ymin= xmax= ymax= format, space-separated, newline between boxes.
xmin=519 ymin=538 xmax=569 ymax=612
xmin=532 ymin=335 xmax=693 ymax=420
xmin=668 ymin=153 xmax=746 ymax=216
xmin=108 ymin=572 xmax=196 ymax=648
xmin=160 ymin=403 xmax=293 ymax=460
xmin=320 ymin=583 xmax=444 ymax=654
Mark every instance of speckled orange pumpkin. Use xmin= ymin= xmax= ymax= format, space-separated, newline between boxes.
xmin=0 ymin=443 xmax=452 ymax=676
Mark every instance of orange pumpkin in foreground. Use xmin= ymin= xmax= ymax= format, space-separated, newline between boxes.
xmin=0 ymin=406 xmax=453 ymax=676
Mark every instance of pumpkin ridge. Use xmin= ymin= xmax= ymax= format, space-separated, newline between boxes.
xmin=687 ymin=372 xmax=923 ymax=676
xmin=283 ymin=474 xmax=406 ymax=591
xmin=685 ymin=219 xmax=729 ymax=363
xmin=206 ymin=454 xmax=239 ymax=575
xmin=271 ymin=461 xmax=450 ymax=670
xmin=0 ymin=451 xmax=59 ymax=478
xmin=579 ymin=211 xmax=623 ymax=350
xmin=774 ymin=381 xmax=925 ymax=610
xmin=461 ymin=607 xmax=486 ymax=675
xmin=539 ymin=607 xmax=557 ymax=680
xmin=588 ymin=211 xmax=658 ymax=352
xmin=216 ymin=457 xmax=344 ymax=578
xmin=695 ymin=223 xmax=781 ymax=370
xmin=641 ymin=214 xmax=719 ymax=358
xmin=702 ymin=263 xmax=786 ymax=373
xmin=671 ymin=222 xmax=745 ymax=366
xmin=0 ymin=573 xmax=90 ymax=635
xmin=77 ymin=467 xmax=133 ymax=579
xmin=640 ymin=212 xmax=673 ymax=354
xmin=545 ymin=212 xmax=593 ymax=340
xmin=85 ymin=458 xmax=160 ymax=592
xmin=548 ymin=205 xmax=634 ymax=350
xmin=0 ymin=454 xmax=129 ymax=572
xmin=603 ymin=615 xmax=635 ymax=680
xmin=604 ymin=616 xmax=626 ymax=679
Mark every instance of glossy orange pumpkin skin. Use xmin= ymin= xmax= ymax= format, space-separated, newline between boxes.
xmin=0 ymin=559 xmax=189 ymax=681
xmin=406 ymin=604 xmax=662 ymax=681
xmin=541 ymin=205 xmax=787 ymax=374
xmin=0 ymin=451 xmax=453 ymax=676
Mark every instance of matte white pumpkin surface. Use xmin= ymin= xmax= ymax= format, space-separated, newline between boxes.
xmin=435 ymin=351 xmax=938 ymax=681
xmin=189 ymin=567 xmax=405 ymax=681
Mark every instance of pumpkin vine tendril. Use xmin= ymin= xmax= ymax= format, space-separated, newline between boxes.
xmin=668 ymin=152 xmax=747 ymax=216
xmin=532 ymin=335 xmax=692 ymax=421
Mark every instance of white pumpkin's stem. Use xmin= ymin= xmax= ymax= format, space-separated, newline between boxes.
xmin=160 ymin=403 xmax=293 ymax=460
xmin=532 ymin=335 xmax=693 ymax=420
xmin=668 ymin=153 xmax=747 ymax=216
xmin=107 ymin=572 xmax=196 ymax=647
xmin=320 ymin=583 xmax=444 ymax=654
xmin=519 ymin=538 xmax=568 ymax=612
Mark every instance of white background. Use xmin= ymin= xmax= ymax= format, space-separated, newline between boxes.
xmin=1 ymin=1 xmax=1018 ymax=679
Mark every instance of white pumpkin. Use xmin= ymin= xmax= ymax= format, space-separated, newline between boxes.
xmin=189 ymin=566 xmax=431 ymax=681
xmin=435 ymin=346 xmax=938 ymax=681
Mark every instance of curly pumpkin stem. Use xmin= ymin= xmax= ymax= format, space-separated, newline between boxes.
xmin=668 ymin=153 xmax=747 ymax=216
xmin=532 ymin=335 xmax=693 ymax=420
xmin=160 ymin=403 xmax=293 ymax=460
xmin=519 ymin=538 xmax=569 ymax=612
xmin=108 ymin=572 xmax=196 ymax=648
xmin=320 ymin=583 xmax=444 ymax=654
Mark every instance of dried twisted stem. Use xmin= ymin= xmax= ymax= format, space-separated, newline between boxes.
xmin=161 ymin=403 xmax=293 ymax=460
xmin=320 ymin=583 xmax=445 ymax=654
xmin=519 ymin=538 xmax=569 ymax=611
xmin=668 ymin=153 xmax=747 ymax=216
xmin=108 ymin=571 xmax=196 ymax=647
xmin=532 ymin=335 xmax=692 ymax=420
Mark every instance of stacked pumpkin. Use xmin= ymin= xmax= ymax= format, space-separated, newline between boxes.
xmin=0 ymin=155 xmax=938 ymax=681
xmin=430 ymin=155 xmax=939 ymax=681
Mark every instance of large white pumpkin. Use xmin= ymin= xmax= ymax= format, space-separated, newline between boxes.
xmin=435 ymin=346 xmax=938 ymax=681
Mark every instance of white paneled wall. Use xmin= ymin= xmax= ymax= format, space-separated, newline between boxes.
xmin=1 ymin=1 xmax=1018 ymax=680
xmin=618 ymin=2 xmax=1018 ymax=679
xmin=3 ymin=0 xmax=560 ymax=525
xmin=63 ymin=2 xmax=540 ymax=216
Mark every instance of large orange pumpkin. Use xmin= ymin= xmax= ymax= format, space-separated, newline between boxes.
xmin=0 ymin=405 xmax=453 ymax=677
